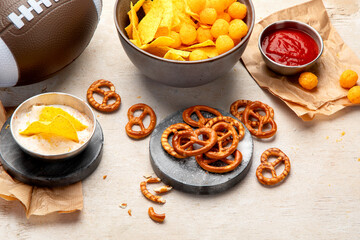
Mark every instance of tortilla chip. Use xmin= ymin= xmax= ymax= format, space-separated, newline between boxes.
xmin=138 ymin=0 xmax=164 ymax=44
xmin=140 ymin=36 xmax=175 ymax=50
xmin=164 ymin=51 xmax=186 ymax=61
xmin=142 ymin=0 xmax=153 ymax=14
xmin=180 ymin=40 xmax=215 ymax=50
xmin=20 ymin=115 xmax=79 ymax=142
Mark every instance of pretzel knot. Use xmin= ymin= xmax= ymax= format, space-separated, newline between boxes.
xmin=87 ymin=79 xmax=121 ymax=112
xmin=182 ymin=105 xmax=222 ymax=128
xmin=125 ymin=103 xmax=157 ymax=139
xmin=242 ymin=101 xmax=277 ymax=138
xmin=230 ymin=100 xmax=274 ymax=127
xmin=161 ymin=123 xmax=193 ymax=158
xmin=205 ymin=116 xmax=245 ymax=141
xmin=256 ymin=148 xmax=291 ymax=185
xmin=172 ymin=127 xmax=218 ymax=157
xmin=196 ymin=149 xmax=243 ymax=173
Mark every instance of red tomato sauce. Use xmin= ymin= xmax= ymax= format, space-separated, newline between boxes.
xmin=261 ymin=28 xmax=319 ymax=66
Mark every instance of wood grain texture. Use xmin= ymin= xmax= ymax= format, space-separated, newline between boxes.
xmin=0 ymin=0 xmax=360 ymax=239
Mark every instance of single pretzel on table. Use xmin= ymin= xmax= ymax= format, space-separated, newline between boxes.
xmin=230 ymin=99 xmax=274 ymax=127
xmin=161 ymin=123 xmax=193 ymax=158
xmin=125 ymin=103 xmax=156 ymax=139
xmin=172 ymin=127 xmax=218 ymax=157
xmin=196 ymin=149 xmax=243 ymax=173
xmin=205 ymin=116 xmax=245 ymax=141
xmin=256 ymin=148 xmax=291 ymax=185
xmin=148 ymin=207 xmax=165 ymax=223
xmin=140 ymin=177 xmax=166 ymax=204
xmin=204 ymin=122 xmax=239 ymax=160
xmin=182 ymin=105 xmax=222 ymax=128
xmin=242 ymin=101 xmax=277 ymax=138
xmin=86 ymin=79 xmax=121 ymax=112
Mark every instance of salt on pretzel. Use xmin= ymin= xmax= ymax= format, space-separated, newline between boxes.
xmin=256 ymin=148 xmax=291 ymax=185
xmin=140 ymin=177 xmax=166 ymax=204
xmin=126 ymin=103 xmax=157 ymax=139
xmin=161 ymin=123 xmax=193 ymax=158
xmin=86 ymin=79 xmax=121 ymax=112
xmin=182 ymin=105 xmax=222 ymax=128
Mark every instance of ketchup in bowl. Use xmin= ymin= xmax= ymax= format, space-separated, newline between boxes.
xmin=261 ymin=28 xmax=319 ymax=66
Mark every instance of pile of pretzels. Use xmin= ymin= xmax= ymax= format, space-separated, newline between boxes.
xmin=161 ymin=105 xmax=246 ymax=173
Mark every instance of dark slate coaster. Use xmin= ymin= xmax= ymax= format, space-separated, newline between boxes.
xmin=149 ymin=108 xmax=253 ymax=195
xmin=0 ymin=118 xmax=104 ymax=187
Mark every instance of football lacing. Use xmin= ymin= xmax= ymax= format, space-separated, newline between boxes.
xmin=7 ymin=0 xmax=60 ymax=29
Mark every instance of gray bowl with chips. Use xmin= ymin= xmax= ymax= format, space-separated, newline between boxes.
xmin=114 ymin=0 xmax=255 ymax=88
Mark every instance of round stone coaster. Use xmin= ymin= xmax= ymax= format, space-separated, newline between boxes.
xmin=149 ymin=108 xmax=253 ymax=195
xmin=0 ymin=118 xmax=104 ymax=187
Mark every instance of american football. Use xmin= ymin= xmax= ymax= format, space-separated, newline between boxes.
xmin=0 ymin=0 xmax=102 ymax=87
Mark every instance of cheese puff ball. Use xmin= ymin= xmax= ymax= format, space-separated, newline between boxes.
xmin=347 ymin=86 xmax=360 ymax=103
xmin=217 ymin=12 xmax=231 ymax=22
xmin=187 ymin=0 xmax=206 ymax=13
xmin=206 ymin=0 xmax=226 ymax=13
xmin=169 ymin=31 xmax=182 ymax=48
xmin=340 ymin=69 xmax=358 ymax=89
xmin=189 ymin=49 xmax=209 ymax=61
xmin=180 ymin=24 xmax=197 ymax=45
xmin=225 ymin=0 xmax=236 ymax=8
xmin=197 ymin=27 xmax=214 ymax=43
xmin=216 ymin=35 xmax=234 ymax=55
xmin=229 ymin=19 xmax=248 ymax=40
xmin=298 ymin=72 xmax=318 ymax=90
xmin=199 ymin=8 xmax=218 ymax=25
xmin=228 ymin=2 xmax=247 ymax=19
xmin=211 ymin=19 xmax=229 ymax=38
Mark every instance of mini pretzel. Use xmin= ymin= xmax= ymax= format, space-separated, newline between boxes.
xmin=205 ymin=116 xmax=245 ymax=141
xmin=196 ymin=150 xmax=243 ymax=173
xmin=161 ymin=123 xmax=193 ymax=158
xmin=205 ymin=122 xmax=239 ymax=160
xmin=182 ymin=105 xmax=222 ymax=128
xmin=87 ymin=79 xmax=121 ymax=112
xmin=172 ymin=127 xmax=218 ymax=157
xmin=148 ymin=207 xmax=165 ymax=223
xmin=256 ymin=148 xmax=291 ymax=185
xmin=230 ymin=100 xmax=274 ymax=127
xmin=140 ymin=177 xmax=166 ymax=204
xmin=126 ymin=103 xmax=157 ymax=139
xmin=243 ymin=101 xmax=277 ymax=138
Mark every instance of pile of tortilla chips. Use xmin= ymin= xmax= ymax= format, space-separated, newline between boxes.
xmin=20 ymin=107 xmax=87 ymax=142
xmin=125 ymin=0 xmax=247 ymax=61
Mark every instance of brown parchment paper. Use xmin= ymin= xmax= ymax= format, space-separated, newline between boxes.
xmin=242 ymin=0 xmax=360 ymax=120
xmin=0 ymin=101 xmax=83 ymax=218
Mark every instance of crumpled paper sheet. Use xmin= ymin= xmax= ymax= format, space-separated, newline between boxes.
xmin=242 ymin=0 xmax=360 ymax=120
xmin=0 ymin=101 xmax=83 ymax=218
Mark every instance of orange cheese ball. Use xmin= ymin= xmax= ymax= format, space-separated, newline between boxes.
xmin=340 ymin=69 xmax=358 ymax=89
xmin=199 ymin=8 xmax=218 ymax=25
xmin=298 ymin=72 xmax=318 ymax=90
xmin=217 ymin=12 xmax=231 ymax=22
xmin=229 ymin=19 xmax=248 ymax=40
xmin=225 ymin=0 xmax=236 ymax=8
xmin=207 ymin=0 xmax=227 ymax=13
xmin=197 ymin=27 xmax=214 ymax=43
xmin=211 ymin=19 xmax=229 ymax=38
xmin=179 ymin=23 xmax=197 ymax=45
xmin=347 ymin=86 xmax=360 ymax=103
xmin=189 ymin=49 xmax=209 ymax=61
xmin=169 ymin=31 xmax=182 ymax=48
xmin=228 ymin=2 xmax=247 ymax=19
xmin=216 ymin=35 xmax=234 ymax=55
xmin=187 ymin=0 xmax=206 ymax=13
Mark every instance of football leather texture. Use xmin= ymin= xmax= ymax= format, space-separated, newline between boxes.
xmin=0 ymin=0 xmax=102 ymax=87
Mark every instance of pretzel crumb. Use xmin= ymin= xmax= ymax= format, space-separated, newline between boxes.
xmin=357 ymin=158 xmax=360 ymax=162
xmin=128 ymin=209 xmax=132 ymax=216
xmin=143 ymin=175 xmax=152 ymax=179
xmin=341 ymin=131 xmax=345 ymax=136
xmin=103 ymin=175 xmax=107 ymax=180
xmin=5 ymin=124 xmax=9 ymax=129
xmin=119 ymin=203 xmax=127 ymax=209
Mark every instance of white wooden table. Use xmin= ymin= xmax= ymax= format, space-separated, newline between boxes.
xmin=1 ymin=0 xmax=360 ymax=239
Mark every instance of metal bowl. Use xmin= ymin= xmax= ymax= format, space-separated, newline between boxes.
xmin=258 ymin=20 xmax=324 ymax=75
xmin=114 ymin=0 xmax=255 ymax=88
xmin=10 ymin=92 xmax=96 ymax=160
